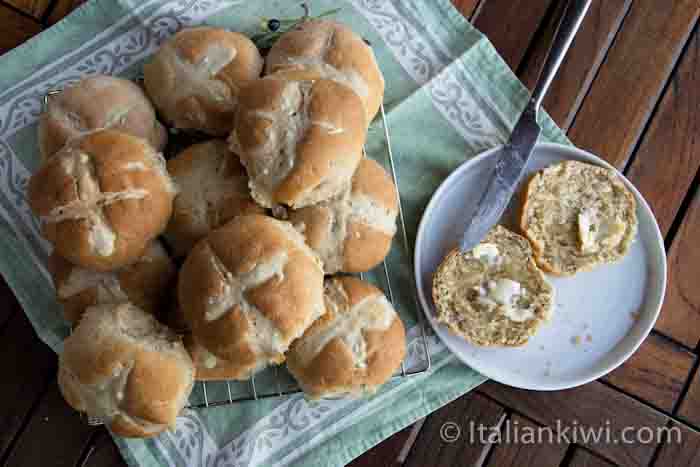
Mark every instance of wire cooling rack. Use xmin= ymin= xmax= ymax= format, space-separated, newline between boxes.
xmin=45 ymin=86 xmax=433 ymax=423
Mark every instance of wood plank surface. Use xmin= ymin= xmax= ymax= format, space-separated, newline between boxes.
xmin=568 ymin=0 xmax=700 ymax=169
xmin=0 ymin=320 xmax=56 ymax=463
xmin=451 ymin=0 xmax=481 ymax=19
xmin=484 ymin=414 xmax=568 ymax=467
xmin=0 ymin=3 xmax=42 ymax=55
xmin=3 ymin=380 xmax=94 ymax=467
xmin=0 ymin=277 xmax=20 ymax=332
xmin=4 ymin=0 xmax=52 ymax=18
xmin=473 ymin=0 xmax=554 ymax=72
xmin=404 ymin=392 xmax=506 ymax=467
xmin=349 ymin=423 xmax=419 ymax=467
xmin=603 ymin=333 xmax=696 ymax=412
xmin=652 ymin=422 xmax=700 ymax=466
xmin=0 ymin=313 xmax=55 ymax=461
xmin=657 ymin=190 xmax=700 ymax=349
xmin=47 ymin=0 xmax=85 ymax=24
xmin=626 ymin=28 xmax=700 ymax=237
xmin=479 ymin=381 xmax=668 ymax=466
xmin=569 ymin=448 xmax=615 ymax=467
xmin=80 ymin=430 xmax=126 ymax=467
xmin=519 ymin=0 xmax=633 ymax=131
xmin=679 ymin=367 xmax=700 ymax=426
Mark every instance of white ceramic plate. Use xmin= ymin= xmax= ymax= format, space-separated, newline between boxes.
xmin=414 ymin=143 xmax=666 ymax=390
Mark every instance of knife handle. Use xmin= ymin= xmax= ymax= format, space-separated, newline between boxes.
xmin=531 ymin=0 xmax=592 ymax=111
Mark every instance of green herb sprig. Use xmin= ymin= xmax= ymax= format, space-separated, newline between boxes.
xmin=251 ymin=3 xmax=342 ymax=51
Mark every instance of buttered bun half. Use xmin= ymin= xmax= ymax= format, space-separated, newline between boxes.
xmin=432 ymin=226 xmax=554 ymax=347
xmin=520 ymin=160 xmax=637 ymax=275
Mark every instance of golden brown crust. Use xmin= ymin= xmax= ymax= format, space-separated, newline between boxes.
xmin=351 ymin=157 xmax=398 ymax=209
xmin=363 ymin=317 xmax=406 ymax=386
xmin=28 ymin=130 xmax=176 ymax=271
xmin=38 ymin=75 xmax=167 ymax=160
xmin=342 ymin=221 xmax=393 ymax=273
xmin=244 ymin=250 xmax=318 ymax=337
xmin=287 ymin=158 xmax=398 ymax=274
xmin=275 ymin=80 xmax=365 ymax=203
xmin=117 ymin=244 xmax=176 ymax=319
xmin=184 ymin=333 xmax=246 ymax=381
xmin=49 ymin=253 xmax=97 ymax=323
xmin=338 ymin=275 xmax=380 ymax=306
xmin=57 ymin=304 xmax=194 ymax=438
xmin=232 ymin=77 xmax=284 ymax=151
xmin=295 ymin=337 xmax=356 ymax=393
xmin=289 ymin=204 xmax=331 ymax=249
xmin=287 ymin=276 xmax=405 ymax=399
xmin=231 ymin=76 xmax=365 ymax=208
xmin=49 ymin=241 xmax=174 ymax=324
xmin=266 ymin=19 xmax=385 ymax=123
xmin=165 ymin=140 xmax=263 ymax=256
xmin=144 ymin=27 xmax=263 ymax=135
xmin=121 ymin=350 xmax=188 ymax=424
xmin=178 ymin=214 xmax=324 ymax=379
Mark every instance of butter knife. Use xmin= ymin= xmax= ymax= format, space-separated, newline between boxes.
xmin=459 ymin=0 xmax=592 ymax=252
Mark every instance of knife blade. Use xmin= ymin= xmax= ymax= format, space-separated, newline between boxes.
xmin=458 ymin=0 xmax=591 ymax=252
xmin=459 ymin=104 xmax=540 ymax=251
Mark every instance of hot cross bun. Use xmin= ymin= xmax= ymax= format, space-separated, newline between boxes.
xmin=177 ymin=214 xmax=325 ymax=380
xmin=28 ymin=130 xmax=177 ymax=271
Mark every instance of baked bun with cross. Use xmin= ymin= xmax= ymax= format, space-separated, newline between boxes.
xmin=58 ymin=303 xmax=194 ymax=438
xmin=178 ymin=214 xmax=325 ymax=380
xmin=144 ymin=27 xmax=263 ymax=136
xmin=164 ymin=140 xmax=263 ymax=257
xmin=229 ymin=75 xmax=366 ymax=209
xmin=28 ymin=130 xmax=177 ymax=271
xmin=39 ymin=75 xmax=167 ymax=160
xmin=287 ymin=276 xmax=406 ymax=399
xmin=49 ymin=240 xmax=176 ymax=324
xmin=288 ymin=157 xmax=398 ymax=274
xmin=266 ymin=19 xmax=385 ymax=123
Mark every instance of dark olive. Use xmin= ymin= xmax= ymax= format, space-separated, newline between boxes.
xmin=268 ymin=19 xmax=281 ymax=32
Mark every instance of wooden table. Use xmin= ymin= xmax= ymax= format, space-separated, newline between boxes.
xmin=1 ymin=1 xmax=700 ymax=466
